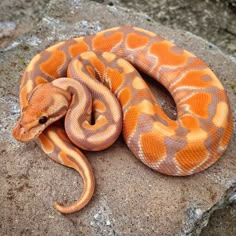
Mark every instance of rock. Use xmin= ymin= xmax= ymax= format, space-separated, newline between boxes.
xmin=100 ymin=0 xmax=236 ymax=57
xmin=0 ymin=21 xmax=16 ymax=38
xmin=0 ymin=0 xmax=49 ymax=49
xmin=0 ymin=0 xmax=235 ymax=235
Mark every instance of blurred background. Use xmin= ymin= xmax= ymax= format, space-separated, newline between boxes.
xmin=0 ymin=0 xmax=235 ymax=235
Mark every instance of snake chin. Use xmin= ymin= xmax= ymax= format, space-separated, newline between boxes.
xmin=12 ymin=119 xmax=44 ymax=142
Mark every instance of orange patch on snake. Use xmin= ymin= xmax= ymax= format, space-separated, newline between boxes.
xmin=82 ymin=116 xmax=108 ymax=131
xmin=107 ymin=68 xmax=124 ymax=92
xmin=59 ymin=151 xmax=76 ymax=169
xmin=86 ymin=65 xmax=96 ymax=77
xmin=35 ymin=76 xmax=48 ymax=85
xmin=92 ymin=32 xmax=123 ymax=51
xmin=173 ymin=71 xmax=213 ymax=89
xmin=181 ymin=115 xmax=208 ymax=142
xmin=181 ymin=115 xmax=200 ymax=131
xmin=150 ymin=41 xmax=187 ymax=66
xmin=69 ymin=39 xmax=89 ymax=57
xmin=39 ymin=133 xmax=54 ymax=153
xmin=123 ymin=106 xmax=139 ymax=140
xmin=175 ymin=144 xmax=208 ymax=173
xmin=93 ymin=100 xmax=106 ymax=113
xmin=182 ymin=92 xmax=212 ymax=118
xmin=141 ymin=131 xmax=166 ymax=163
xmin=40 ymin=50 xmax=66 ymax=78
xmin=126 ymin=33 xmax=150 ymax=49
xmin=90 ymin=57 xmax=106 ymax=78
xmin=118 ymin=87 xmax=131 ymax=107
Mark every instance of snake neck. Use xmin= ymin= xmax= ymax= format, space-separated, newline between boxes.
xmin=52 ymin=77 xmax=93 ymax=124
xmin=51 ymin=78 xmax=95 ymax=147
xmin=52 ymin=77 xmax=122 ymax=151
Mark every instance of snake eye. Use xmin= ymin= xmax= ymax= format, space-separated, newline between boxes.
xmin=39 ymin=116 xmax=48 ymax=124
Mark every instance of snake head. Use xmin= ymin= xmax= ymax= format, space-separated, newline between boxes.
xmin=12 ymin=83 xmax=71 ymax=142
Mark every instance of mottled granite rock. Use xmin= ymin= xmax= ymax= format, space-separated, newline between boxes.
xmin=0 ymin=0 xmax=235 ymax=235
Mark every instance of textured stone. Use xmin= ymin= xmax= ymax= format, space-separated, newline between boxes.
xmin=0 ymin=0 xmax=235 ymax=235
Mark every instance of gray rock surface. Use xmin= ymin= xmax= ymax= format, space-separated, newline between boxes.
xmin=0 ymin=0 xmax=49 ymax=48
xmin=97 ymin=0 xmax=236 ymax=57
xmin=0 ymin=0 xmax=235 ymax=235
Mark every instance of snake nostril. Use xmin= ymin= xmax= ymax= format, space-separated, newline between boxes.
xmin=19 ymin=124 xmax=26 ymax=134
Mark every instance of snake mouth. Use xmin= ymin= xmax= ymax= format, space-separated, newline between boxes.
xmin=12 ymin=120 xmax=42 ymax=142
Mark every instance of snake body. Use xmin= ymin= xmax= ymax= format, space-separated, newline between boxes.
xmin=12 ymin=26 xmax=233 ymax=214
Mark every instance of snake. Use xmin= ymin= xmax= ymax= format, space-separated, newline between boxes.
xmin=12 ymin=26 xmax=233 ymax=214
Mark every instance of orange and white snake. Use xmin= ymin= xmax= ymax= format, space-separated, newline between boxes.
xmin=12 ymin=26 xmax=233 ymax=214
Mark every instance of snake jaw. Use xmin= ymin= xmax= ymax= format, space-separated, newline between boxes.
xmin=12 ymin=116 xmax=46 ymax=142
xmin=12 ymin=111 xmax=68 ymax=142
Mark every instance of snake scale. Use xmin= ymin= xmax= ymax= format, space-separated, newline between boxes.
xmin=12 ymin=26 xmax=233 ymax=214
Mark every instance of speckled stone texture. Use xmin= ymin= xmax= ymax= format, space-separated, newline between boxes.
xmin=0 ymin=0 xmax=235 ymax=235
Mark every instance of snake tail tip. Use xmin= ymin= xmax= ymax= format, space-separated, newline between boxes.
xmin=53 ymin=201 xmax=73 ymax=214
